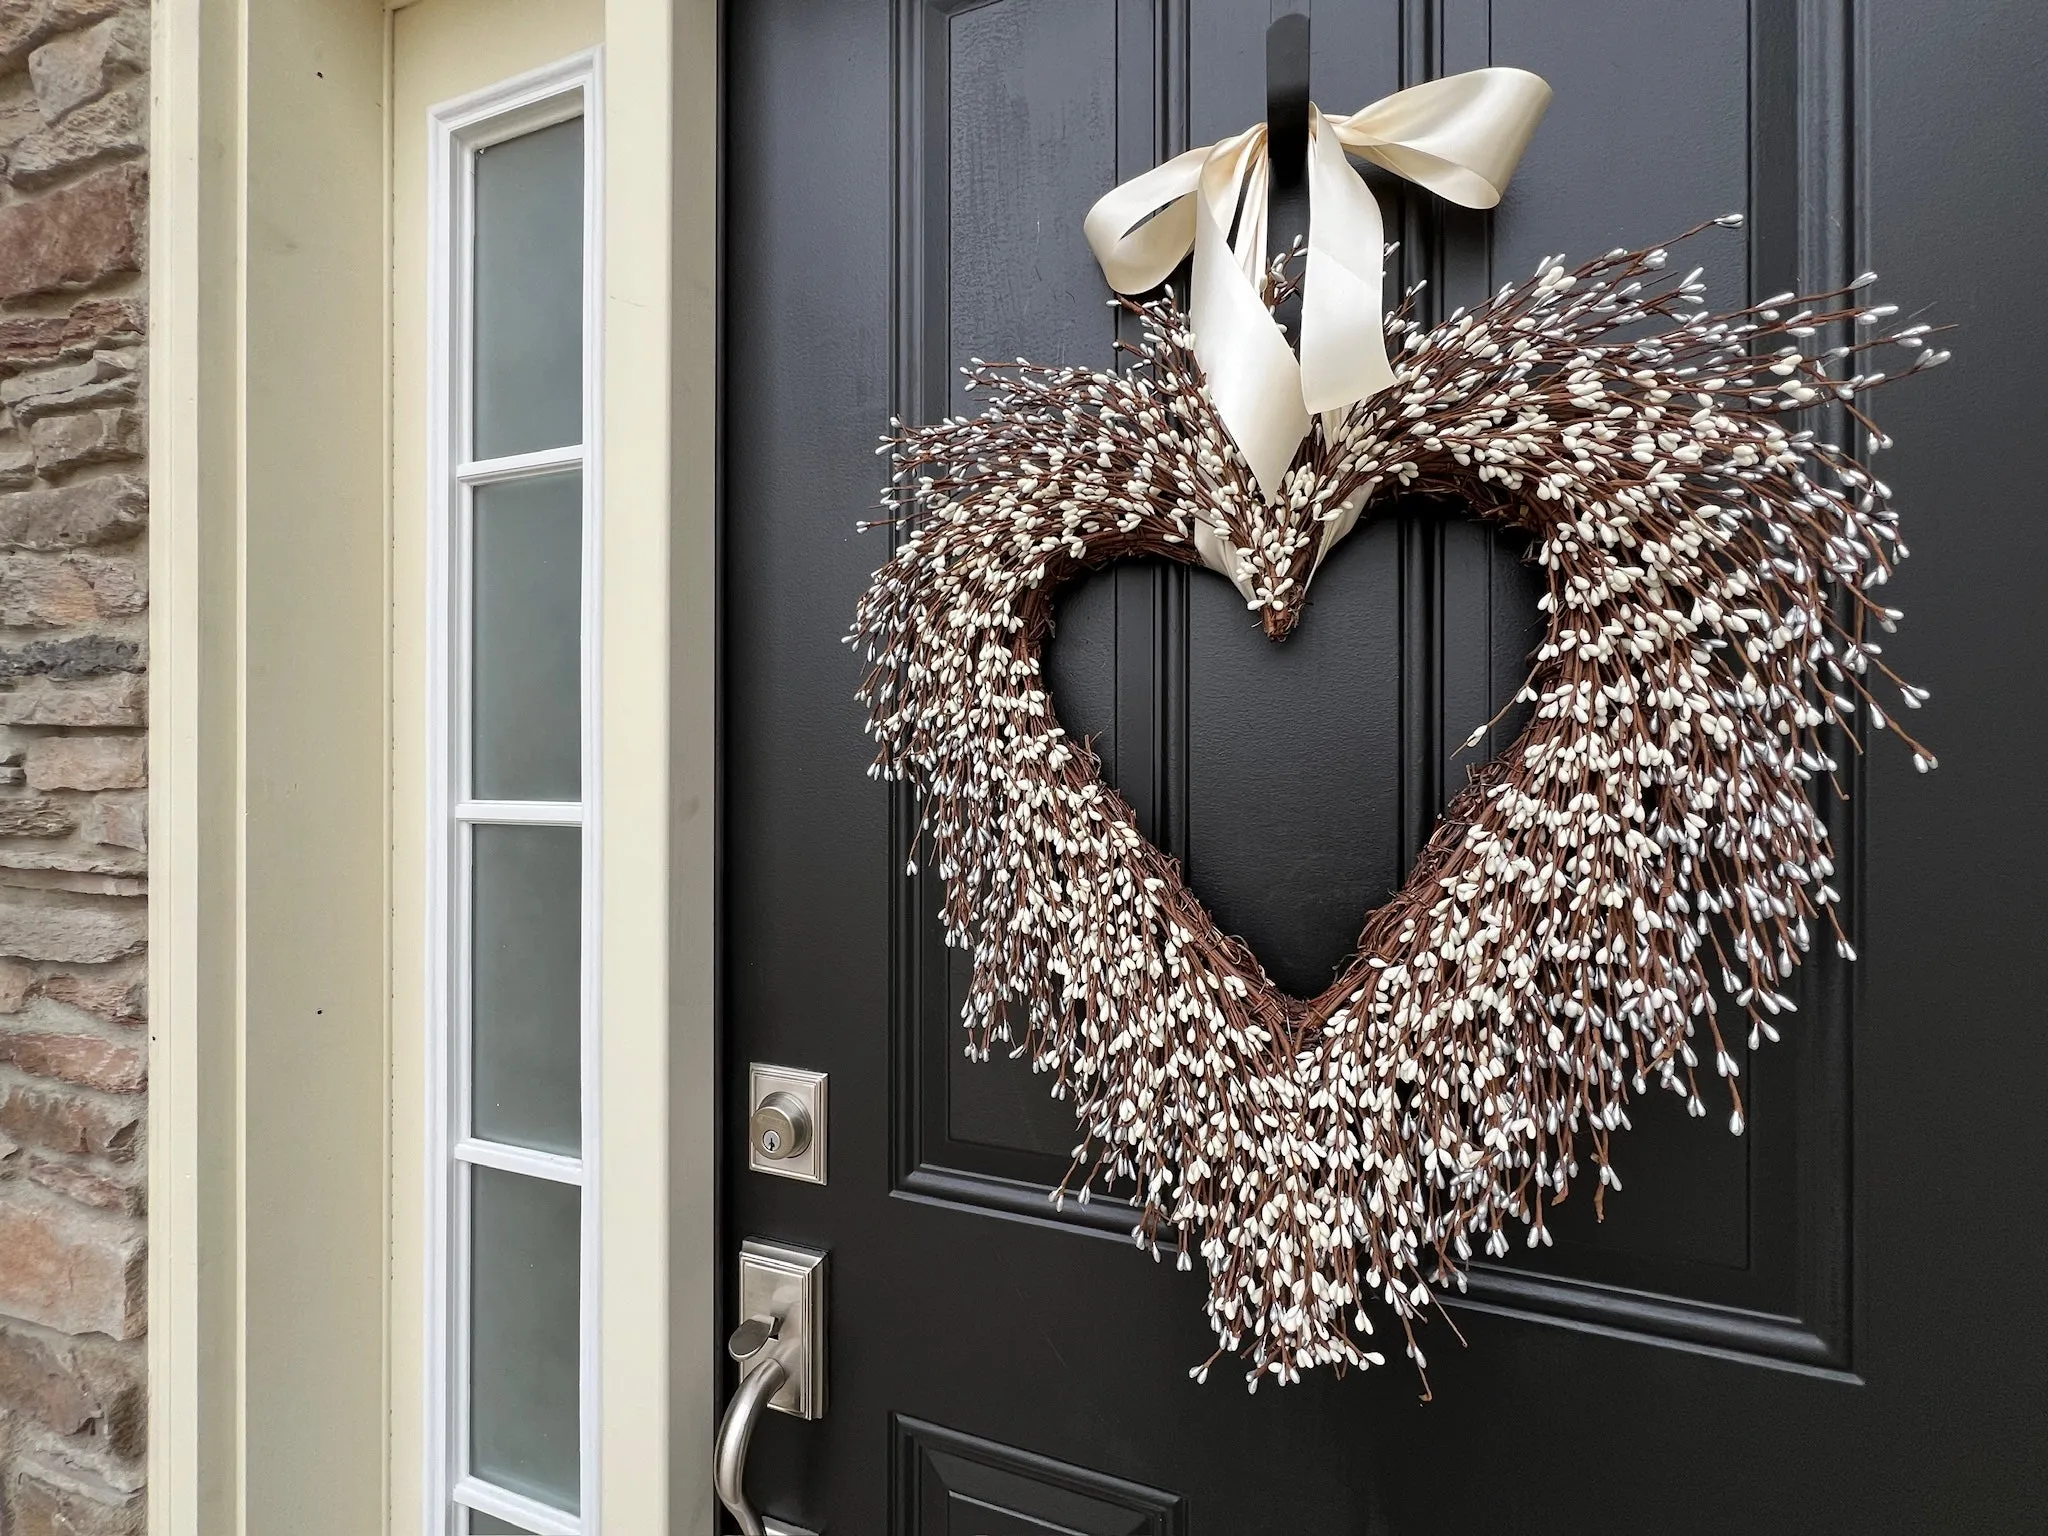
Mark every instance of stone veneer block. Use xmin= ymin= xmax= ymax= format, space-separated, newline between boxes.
xmin=26 ymin=405 xmax=142 ymax=473
xmin=26 ymin=12 xmax=146 ymax=122
xmin=0 ymin=475 xmax=145 ymax=551
xmin=0 ymin=1028 xmax=146 ymax=1094
xmin=0 ymin=1082 xmax=141 ymax=1160
xmin=0 ymin=1187 xmax=144 ymax=1339
xmin=0 ymin=161 xmax=143 ymax=300
xmin=0 ymin=676 xmax=145 ymax=729
xmin=0 ymin=889 xmax=145 ymax=962
xmin=0 ymin=297 xmax=144 ymax=376
xmin=6 ymin=77 xmax=144 ymax=189
xmin=9 ymin=1468 xmax=146 ymax=1536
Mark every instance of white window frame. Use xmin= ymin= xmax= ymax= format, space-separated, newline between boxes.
xmin=423 ymin=49 xmax=606 ymax=1536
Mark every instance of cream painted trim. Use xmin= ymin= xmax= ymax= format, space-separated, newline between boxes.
xmin=599 ymin=1 xmax=720 ymax=1531
xmin=148 ymin=1 xmax=399 ymax=1533
xmin=147 ymin=0 xmax=244 ymax=1531
xmin=150 ymin=1 xmax=719 ymax=1532
xmin=150 ymin=0 xmax=393 ymax=1532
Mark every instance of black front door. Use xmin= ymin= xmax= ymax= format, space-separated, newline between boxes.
xmin=723 ymin=2 xmax=2047 ymax=1530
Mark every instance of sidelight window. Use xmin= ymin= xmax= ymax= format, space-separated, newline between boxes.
xmin=425 ymin=53 xmax=602 ymax=1536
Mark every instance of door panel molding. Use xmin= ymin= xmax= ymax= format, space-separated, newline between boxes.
xmin=887 ymin=0 xmax=1194 ymax=1233
xmin=1446 ymin=0 xmax=1860 ymax=1374
xmin=892 ymin=1416 xmax=1186 ymax=1536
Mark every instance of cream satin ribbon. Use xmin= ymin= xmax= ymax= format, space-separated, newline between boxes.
xmin=1083 ymin=68 xmax=1552 ymax=517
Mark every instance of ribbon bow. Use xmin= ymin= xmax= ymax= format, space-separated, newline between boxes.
xmin=1083 ymin=68 xmax=1552 ymax=503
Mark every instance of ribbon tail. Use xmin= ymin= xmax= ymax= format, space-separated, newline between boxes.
xmin=1190 ymin=516 xmax=1259 ymax=602
xmin=1313 ymin=475 xmax=1379 ymax=568
xmin=1189 ymin=130 xmax=1309 ymax=502
xmin=1299 ymin=112 xmax=1396 ymax=416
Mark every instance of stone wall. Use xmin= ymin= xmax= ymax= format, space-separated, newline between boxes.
xmin=0 ymin=1 xmax=149 ymax=1532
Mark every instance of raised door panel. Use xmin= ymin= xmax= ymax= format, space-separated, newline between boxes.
xmin=894 ymin=1418 xmax=1185 ymax=1536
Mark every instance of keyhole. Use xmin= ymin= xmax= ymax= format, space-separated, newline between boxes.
xmin=760 ymin=1128 xmax=782 ymax=1155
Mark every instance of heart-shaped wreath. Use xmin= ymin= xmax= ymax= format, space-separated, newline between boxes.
xmin=851 ymin=221 xmax=1942 ymax=1388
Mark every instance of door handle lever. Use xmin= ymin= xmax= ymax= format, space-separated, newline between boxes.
xmin=714 ymin=1241 xmax=826 ymax=1536
xmin=715 ymin=1319 xmax=791 ymax=1536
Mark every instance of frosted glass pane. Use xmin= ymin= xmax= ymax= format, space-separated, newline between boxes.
xmin=471 ymin=825 xmax=581 ymax=1154
xmin=472 ymin=471 xmax=580 ymax=802
xmin=467 ymin=1513 xmax=533 ymax=1534
xmin=470 ymin=1167 xmax=580 ymax=1511
xmin=472 ymin=116 xmax=583 ymax=458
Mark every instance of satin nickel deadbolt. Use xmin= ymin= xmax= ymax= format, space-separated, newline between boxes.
xmin=747 ymin=1064 xmax=827 ymax=1183
xmin=750 ymin=1091 xmax=812 ymax=1159
xmin=715 ymin=1239 xmax=827 ymax=1536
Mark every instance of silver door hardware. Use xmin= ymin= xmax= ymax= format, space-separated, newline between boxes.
xmin=751 ymin=1091 xmax=811 ymax=1159
xmin=715 ymin=1239 xmax=827 ymax=1536
xmin=747 ymin=1064 xmax=827 ymax=1183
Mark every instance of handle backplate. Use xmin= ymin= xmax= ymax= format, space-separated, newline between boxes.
xmin=737 ymin=1238 xmax=827 ymax=1419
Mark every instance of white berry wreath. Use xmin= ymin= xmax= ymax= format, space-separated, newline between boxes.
xmin=852 ymin=215 xmax=1942 ymax=1389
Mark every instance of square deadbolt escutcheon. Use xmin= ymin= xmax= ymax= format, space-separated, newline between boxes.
xmin=747 ymin=1063 xmax=827 ymax=1184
